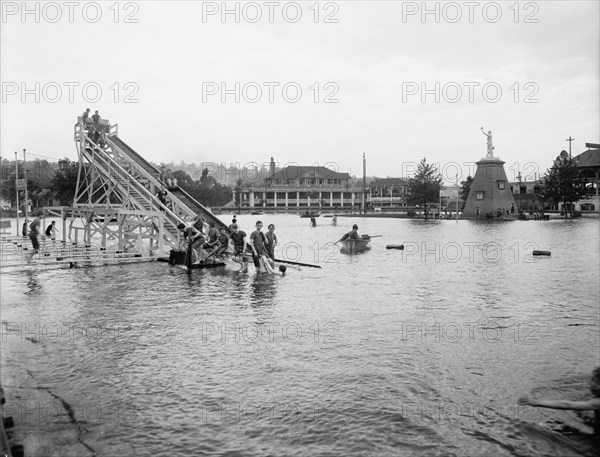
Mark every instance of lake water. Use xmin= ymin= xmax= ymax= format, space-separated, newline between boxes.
xmin=1 ymin=214 xmax=599 ymax=457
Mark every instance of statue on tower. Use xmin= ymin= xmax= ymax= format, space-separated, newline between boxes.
xmin=481 ymin=127 xmax=494 ymax=158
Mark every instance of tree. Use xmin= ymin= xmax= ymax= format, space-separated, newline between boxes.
xmin=26 ymin=180 xmax=44 ymax=210
xmin=200 ymin=167 xmax=209 ymax=185
xmin=537 ymin=150 xmax=585 ymax=218
xmin=406 ymin=158 xmax=443 ymax=219
xmin=171 ymin=169 xmax=195 ymax=189
xmin=172 ymin=169 xmax=232 ymax=208
xmin=460 ymin=175 xmax=473 ymax=210
xmin=0 ymin=171 xmax=17 ymax=207
xmin=51 ymin=160 xmax=79 ymax=205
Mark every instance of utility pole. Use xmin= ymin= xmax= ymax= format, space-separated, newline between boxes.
xmin=566 ymin=136 xmax=574 ymax=159
xmin=456 ymin=174 xmax=459 ymax=223
xmin=565 ymin=137 xmax=575 ymax=218
xmin=15 ymin=152 xmax=20 ymax=236
xmin=23 ymin=149 xmax=29 ymax=221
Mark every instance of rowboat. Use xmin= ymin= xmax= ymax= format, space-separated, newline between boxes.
xmin=339 ymin=235 xmax=372 ymax=253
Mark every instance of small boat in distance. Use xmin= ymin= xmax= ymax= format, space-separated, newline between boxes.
xmin=300 ymin=211 xmax=321 ymax=218
xmin=339 ymin=235 xmax=372 ymax=254
xmin=250 ymin=210 xmax=264 ymax=215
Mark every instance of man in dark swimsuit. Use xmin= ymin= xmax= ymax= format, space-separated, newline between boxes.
xmin=249 ymin=221 xmax=267 ymax=269
xmin=26 ymin=218 xmax=41 ymax=261
xmin=45 ymin=221 xmax=57 ymax=240
xmin=229 ymin=216 xmax=237 ymax=231
xmin=265 ymin=224 xmax=277 ymax=260
xmin=214 ymin=228 xmax=230 ymax=259
xmin=229 ymin=223 xmax=249 ymax=269
xmin=177 ymin=223 xmax=203 ymax=264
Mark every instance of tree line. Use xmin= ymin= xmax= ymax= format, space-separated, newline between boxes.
xmin=0 ymin=160 xmax=233 ymax=211
xmin=1 ymin=152 xmax=591 ymax=217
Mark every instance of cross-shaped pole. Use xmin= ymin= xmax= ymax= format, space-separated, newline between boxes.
xmin=566 ymin=136 xmax=575 ymax=159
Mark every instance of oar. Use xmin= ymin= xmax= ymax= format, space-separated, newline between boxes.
xmin=201 ymin=249 xmax=218 ymax=262
xmin=274 ymin=258 xmax=322 ymax=269
xmin=368 ymin=235 xmax=383 ymax=238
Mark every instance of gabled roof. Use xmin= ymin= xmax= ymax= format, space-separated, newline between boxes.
xmin=574 ymin=149 xmax=600 ymax=168
xmin=269 ymin=166 xmax=349 ymax=180
xmin=370 ymin=178 xmax=407 ymax=187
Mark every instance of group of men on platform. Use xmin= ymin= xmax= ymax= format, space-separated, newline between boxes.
xmin=177 ymin=215 xmax=278 ymax=272
xmin=81 ymin=108 xmax=105 ymax=145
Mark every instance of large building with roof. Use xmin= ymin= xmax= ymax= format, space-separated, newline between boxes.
xmin=368 ymin=178 xmax=409 ymax=209
xmin=573 ymin=144 xmax=600 ymax=211
xmin=238 ymin=158 xmax=366 ymax=210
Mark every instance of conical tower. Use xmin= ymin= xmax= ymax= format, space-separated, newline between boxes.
xmin=463 ymin=129 xmax=516 ymax=217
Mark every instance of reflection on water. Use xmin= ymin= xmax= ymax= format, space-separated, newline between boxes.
xmin=24 ymin=270 xmax=42 ymax=297
xmin=1 ymin=216 xmax=599 ymax=456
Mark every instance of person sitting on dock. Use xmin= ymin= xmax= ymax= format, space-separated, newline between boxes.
xmin=229 ymin=223 xmax=249 ymax=269
xmin=340 ymin=224 xmax=360 ymax=241
xmin=519 ymin=367 xmax=600 ymax=438
xmin=331 ymin=214 xmax=337 ymax=226
xmin=214 ymin=227 xmax=231 ymax=259
xmin=192 ymin=217 xmax=208 ymax=261
xmin=201 ymin=222 xmax=219 ymax=256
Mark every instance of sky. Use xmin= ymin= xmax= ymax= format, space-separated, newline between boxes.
xmin=1 ymin=1 xmax=598 ymax=184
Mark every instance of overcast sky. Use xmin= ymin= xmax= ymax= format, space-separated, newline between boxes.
xmin=1 ymin=1 xmax=598 ymax=183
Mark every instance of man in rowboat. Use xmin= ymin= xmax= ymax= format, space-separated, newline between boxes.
xmin=340 ymin=224 xmax=360 ymax=241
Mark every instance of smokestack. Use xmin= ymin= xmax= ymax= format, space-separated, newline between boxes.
xmin=363 ymin=153 xmax=366 ymax=214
